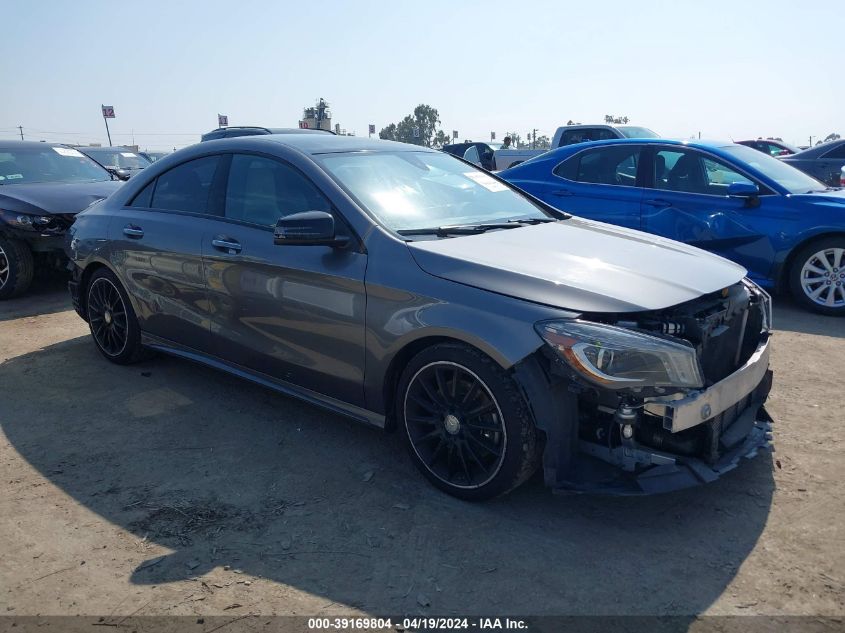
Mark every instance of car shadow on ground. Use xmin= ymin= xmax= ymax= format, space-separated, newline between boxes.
xmin=771 ymin=294 xmax=843 ymax=338
xmin=1 ymin=337 xmax=775 ymax=616
xmin=0 ymin=274 xmax=72 ymax=322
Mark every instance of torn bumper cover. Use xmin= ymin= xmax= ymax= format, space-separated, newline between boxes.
xmin=515 ymin=334 xmax=774 ymax=496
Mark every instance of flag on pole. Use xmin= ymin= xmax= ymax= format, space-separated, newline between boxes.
xmin=101 ymin=105 xmax=115 ymax=119
xmin=368 ymin=124 xmax=376 ymax=134
xmin=218 ymin=114 xmax=228 ymax=127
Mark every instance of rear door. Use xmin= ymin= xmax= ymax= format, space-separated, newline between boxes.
xmin=531 ymin=144 xmax=645 ymax=229
xmin=640 ymin=146 xmax=777 ymax=280
xmin=109 ymin=155 xmax=225 ymax=349
xmin=201 ymin=152 xmax=367 ymax=406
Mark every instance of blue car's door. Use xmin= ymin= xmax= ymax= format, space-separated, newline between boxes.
xmin=527 ymin=144 xmax=645 ymax=230
xmin=640 ymin=146 xmax=778 ymax=283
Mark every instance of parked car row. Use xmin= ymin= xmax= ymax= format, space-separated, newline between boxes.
xmin=1 ymin=127 xmax=837 ymax=500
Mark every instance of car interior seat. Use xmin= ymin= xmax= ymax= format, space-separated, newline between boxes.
xmin=667 ymin=153 xmax=706 ymax=193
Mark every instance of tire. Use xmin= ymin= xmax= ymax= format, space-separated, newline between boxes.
xmin=396 ymin=343 xmax=541 ymax=500
xmin=0 ymin=236 xmax=34 ymax=299
xmin=789 ymin=237 xmax=845 ymax=316
xmin=85 ymin=268 xmax=151 ymax=364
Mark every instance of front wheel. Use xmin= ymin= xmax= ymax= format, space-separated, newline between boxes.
xmin=86 ymin=268 xmax=151 ymax=363
xmin=396 ymin=343 xmax=540 ymax=500
xmin=0 ymin=237 xmax=34 ymax=299
xmin=789 ymin=238 xmax=845 ymax=316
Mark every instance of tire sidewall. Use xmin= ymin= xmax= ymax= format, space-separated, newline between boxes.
xmin=789 ymin=238 xmax=845 ymax=316
xmin=86 ymin=268 xmax=144 ymax=363
xmin=0 ymin=236 xmax=33 ymax=299
xmin=396 ymin=343 xmax=537 ymax=500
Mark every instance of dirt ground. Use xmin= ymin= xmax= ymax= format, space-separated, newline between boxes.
xmin=0 ymin=275 xmax=843 ymax=620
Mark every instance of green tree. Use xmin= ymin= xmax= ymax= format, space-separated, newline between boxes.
xmin=604 ymin=115 xmax=630 ymax=124
xmin=379 ymin=104 xmax=444 ymax=147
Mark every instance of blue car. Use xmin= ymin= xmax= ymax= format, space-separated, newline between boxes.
xmin=500 ymin=139 xmax=845 ymax=315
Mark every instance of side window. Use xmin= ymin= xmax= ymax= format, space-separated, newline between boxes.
xmin=595 ymin=128 xmax=618 ymax=141
xmin=151 ymin=156 xmax=221 ymax=214
xmin=572 ymin=146 xmax=641 ymax=186
xmin=655 ymin=149 xmax=753 ymax=195
xmin=701 ymin=157 xmax=754 ymax=191
xmin=129 ymin=180 xmax=155 ymax=208
xmin=822 ymin=144 xmax=845 ymax=159
xmin=462 ymin=146 xmax=481 ymax=166
xmin=561 ymin=130 xmax=586 ymax=146
xmin=225 ymin=154 xmax=331 ymax=227
xmin=655 ymin=149 xmax=706 ymax=194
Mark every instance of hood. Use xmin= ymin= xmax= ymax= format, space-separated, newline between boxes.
xmin=407 ymin=218 xmax=747 ymax=313
xmin=790 ymin=188 xmax=845 ymax=206
xmin=0 ymin=180 xmax=122 ymax=216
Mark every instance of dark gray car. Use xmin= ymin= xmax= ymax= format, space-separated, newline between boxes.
xmin=66 ymin=135 xmax=774 ymax=499
xmin=781 ymin=139 xmax=845 ymax=186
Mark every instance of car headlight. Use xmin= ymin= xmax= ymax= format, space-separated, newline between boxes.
xmin=743 ymin=278 xmax=772 ymax=331
xmin=535 ymin=320 xmax=704 ymax=389
xmin=0 ymin=210 xmax=52 ymax=230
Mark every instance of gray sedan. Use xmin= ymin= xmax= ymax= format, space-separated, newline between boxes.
xmin=781 ymin=139 xmax=845 ymax=186
xmin=66 ymin=134 xmax=774 ymax=499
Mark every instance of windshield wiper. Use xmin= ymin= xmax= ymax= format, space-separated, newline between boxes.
xmin=397 ymin=217 xmax=557 ymax=237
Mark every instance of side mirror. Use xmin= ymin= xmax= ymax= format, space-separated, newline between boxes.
xmin=728 ymin=182 xmax=760 ymax=207
xmin=107 ymin=167 xmax=131 ymax=181
xmin=727 ymin=182 xmax=759 ymax=198
xmin=274 ymin=211 xmax=348 ymax=247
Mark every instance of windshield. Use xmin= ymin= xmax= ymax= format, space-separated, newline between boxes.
xmin=722 ymin=144 xmax=827 ymax=193
xmin=617 ymin=126 xmax=659 ymax=139
xmin=319 ymin=151 xmax=553 ymax=232
xmin=83 ymin=149 xmax=151 ymax=170
xmin=0 ymin=146 xmax=111 ymax=185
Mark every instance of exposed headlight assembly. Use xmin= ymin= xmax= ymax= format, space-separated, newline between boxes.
xmin=535 ymin=320 xmax=704 ymax=389
xmin=0 ymin=209 xmax=52 ymax=230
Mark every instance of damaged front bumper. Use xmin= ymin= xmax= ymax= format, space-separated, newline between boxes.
xmin=516 ymin=332 xmax=775 ymax=496
xmin=569 ymin=401 xmax=773 ymax=495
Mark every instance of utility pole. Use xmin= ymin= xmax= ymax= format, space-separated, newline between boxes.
xmin=17 ymin=125 xmax=24 ymax=140
xmin=809 ymin=135 xmax=814 ymax=147
xmin=532 ymin=128 xmax=537 ymax=149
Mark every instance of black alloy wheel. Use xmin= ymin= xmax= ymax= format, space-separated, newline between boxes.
xmin=85 ymin=268 xmax=150 ymax=364
xmin=397 ymin=343 xmax=540 ymax=500
xmin=404 ymin=361 xmax=507 ymax=489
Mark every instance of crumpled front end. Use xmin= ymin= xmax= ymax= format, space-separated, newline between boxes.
xmin=516 ymin=279 xmax=774 ymax=495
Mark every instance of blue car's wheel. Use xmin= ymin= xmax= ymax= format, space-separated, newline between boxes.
xmin=790 ymin=237 xmax=845 ymax=316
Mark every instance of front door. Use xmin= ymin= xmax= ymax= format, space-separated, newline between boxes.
xmin=640 ymin=146 xmax=777 ymax=282
xmin=202 ymin=153 xmax=367 ymax=406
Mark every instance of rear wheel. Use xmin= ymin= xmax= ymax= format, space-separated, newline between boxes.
xmin=789 ymin=237 xmax=845 ymax=316
xmin=397 ymin=343 xmax=540 ymax=500
xmin=0 ymin=237 xmax=34 ymax=299
xmin=86 ymin=268 xmax=150 ymax=363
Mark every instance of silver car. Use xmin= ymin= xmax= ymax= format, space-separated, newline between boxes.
xmin=66 ymin=134 xmax=774 ymax=499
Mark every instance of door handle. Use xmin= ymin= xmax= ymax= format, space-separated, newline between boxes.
xmin=551 ymin=189 xmax=572 ymax=197
xmin=211 ymin=237 xmax=242 ymax=254
xmin=123 ymin=225 xmax=144 ymax=238
xmin=644 ymin=199 xmax=671 ymax=208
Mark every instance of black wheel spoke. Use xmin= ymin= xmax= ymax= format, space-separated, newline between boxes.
xmin=465 ymin=401 xmax=496 ymax=419
xmin=467 ymin=432 xmax=502 ymax=458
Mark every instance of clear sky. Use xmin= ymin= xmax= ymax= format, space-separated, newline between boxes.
xmin=1 ymin=0 xmax=840 ymax=151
